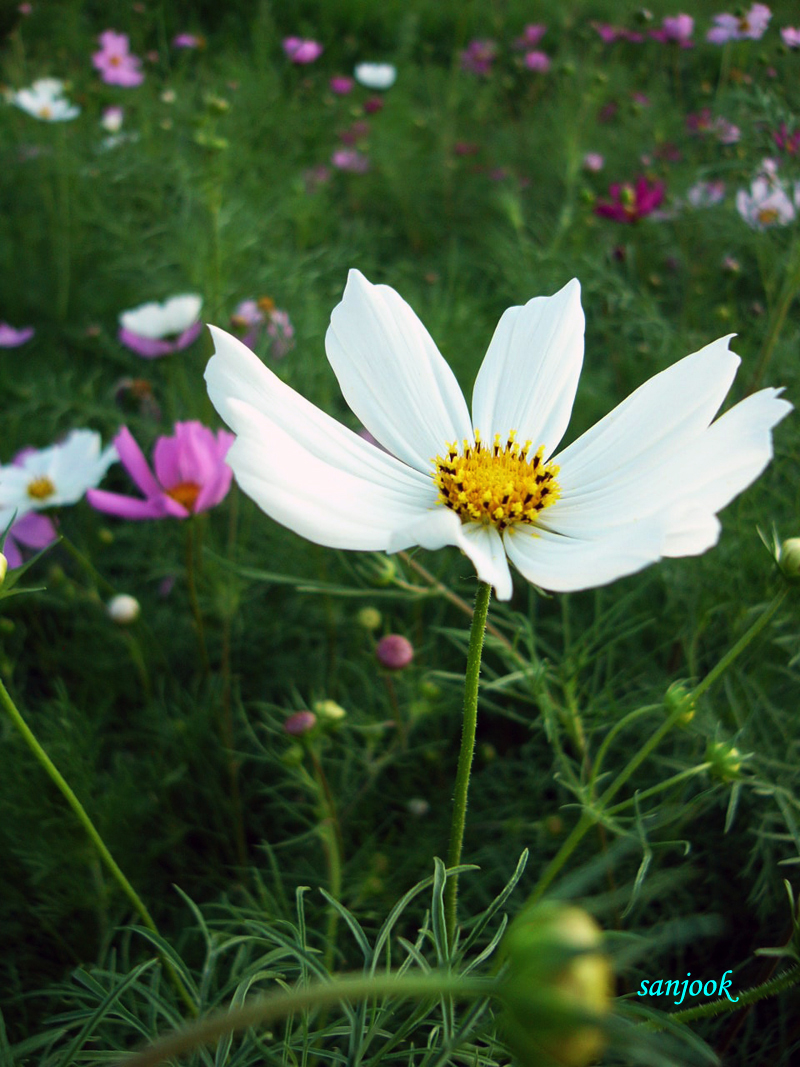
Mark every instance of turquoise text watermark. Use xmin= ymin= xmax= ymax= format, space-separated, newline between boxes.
xmin=638 ymin=970 xmax=739 ymax=1006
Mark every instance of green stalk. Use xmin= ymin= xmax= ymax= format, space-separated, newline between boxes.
xmin=186 ymin=518 xmax=210 ymax=675
xmin=647 ymin=964 xmax=800 ymax=1029
xmin=746 ymin=238 xmax=800 ymax=395
xmin=530 ymin=588 xmax=788 ymax=902
xmin=0 ymin=677 xmax=197 ymax=1016
xmin=444 ymin=580 xmax=492 ymax=948
xmin=124 ymin=971 xmax=495 ymax=1067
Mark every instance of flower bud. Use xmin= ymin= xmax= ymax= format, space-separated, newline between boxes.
xmin=376 ymin=633 xmax=414 ymax=670
xmin=313 ymin=699 xmax=347 ymax=721
xmin=0 ymin=552 xmax=7 ymax=587
xmin=281 ymin=743 xmax=305 ymax=766
xmin=406 ymin=797 xmax=430 ymax=816
xmin=368 ymin=554 xmax=397 ymax=586
xmin=357 ymin=606 xmax=382 ymax=631
xmin=706 ymin=740 xmax=742 ymax=781
xmin=664 ymin=681 xmax=695 ymax=725
xmin=499 ymin=901 xmax=612 ymax=1067
xmin=107 ymin=593 xmax=140 ymax=624
xmin=284 ymin=710 xmax=317 ymax=736
xmin=779 ymin=538 xmax=800 ymax=579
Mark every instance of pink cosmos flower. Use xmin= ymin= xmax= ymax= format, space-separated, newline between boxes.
xmin=230 ymin=299 xmax=264 ymax=350
xmin=595 ymin=176 xmax=666 ymax=223
xmin=461 ymin=39 xmax=497 ymax=76
xmin=686 ymin=180 xmax=726 ymax=207
xmin=592 ymin=23 xmax=644 ymax=43
xmin=523 ymin=50 xmax=551 ymax=72
xmin=514 ymin=24 xmax=546 ymax=48
xmin=583 ymin=152 xmax=605 ymax=172
xmin=0 ymin=323 xmax=34 ymax=347
xmin=332 ymin=148 xmax=370 ymax=173
xmin=266 ymin=309 xmax=295 ymax=359
xmin=283 ymin=37 xmax=323 ymax=64
xmin=118 ymin=294 xmax=203 ymax=358
xmin=781 ymin=27 xmax=800 ymax=47
xmin=330 ymin=75 xmax=354 ymax=94
xmin=707 ymin=4 xmax=772 ymax=43
xmin=92 ymin=30 xmax=145 ymax=87
xmin=87 ymin=422 xmax=234 ymax=520
xmin=173 ymin=33 xmax=202 ymax=49
xmin=1 ymin=511 xmax=57 ymax=568
xmin=651 ymin=14 xmax=694 ymax=45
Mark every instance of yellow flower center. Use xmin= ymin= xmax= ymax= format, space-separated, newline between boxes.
xmin=432 ymin=430 xmax=560 ymax=532
xmin=166 ymin=481 xmax=201 ymax=510
xmin=27 ymin=475 xmax=56 ymax=500
xmin=757 ymin=207 xmax=780 ymax=225
xmin=38 ymin=105 xmax=52 ymax=119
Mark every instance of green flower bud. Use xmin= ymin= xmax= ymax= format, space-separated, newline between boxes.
xmin=369 ymin=555 xmax=397 ymax=586
xmin=779 ymin=538 xmax=800 ymax=579
xmin=0 ymin=553 xmax=7 ymax=588
xmin=281 ymin=743 xmax=305 ymax=767
xmin=357 ymin=606 xmax=382 ymax=631
xmin=706 ymin=740 xmax=742 ymax=781
xmin=314 ymin=698 xmax=347 ymax=721
xmin=500 ymin=901 xmax=613 ymax=1067
xmin=665 ymin=681 xmax=695 ymax=725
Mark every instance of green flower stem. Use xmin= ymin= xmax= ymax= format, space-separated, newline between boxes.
xmin=746 ymin=238 xmax=800 ymax=395
xmin=124 ymin=971 xmax=496 ymax=1067
xmin=530 ymin=588 xmax=788 ymax=903
xmin=308 ymin=748 xmax=344 ymax=972
xmin=445 ymin=579 xmax=492 ymax=949
xmin=605 ymin=763 xmax=712 ymax=815
xmin=186 ymin=518 xmax=210 ymax=675
xmin=58 ymin=534 xmax=117 ymax=597
xmin=646 ymin=964 xmax=800 ymax=1029
xmin=0 ymin=677 xmax=197 ymax=1017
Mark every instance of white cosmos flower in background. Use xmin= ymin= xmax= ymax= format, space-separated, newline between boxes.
xmin=118 ymin=294 xmax=203 ymax=357
xmin=10 ymin=78 xmax=81 ymax=121
xmin=205 ymin=271 xmax=791 ymax=601
xmin=0 ymin=430 xmax=117 ymax=517
xmin=354 ymin=62 xmax=397 ymax=90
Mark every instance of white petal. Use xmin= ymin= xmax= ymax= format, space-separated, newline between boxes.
xmin=551 ymin=335 xmax=741 ymax=514
xmin=222 ymin=397 xmax=434 ymax=550
xmin=504 ymin=522 xmax=665 ymax=593
xmin=325 ymin=269 xmax=473 ymax=473
xmin=205 ymin=325 xmax=433 ymax=509
xmin=471 ymin=279 xmax=584 ymax=457
xmin=388 ymin=509 xmax=513 ymax=599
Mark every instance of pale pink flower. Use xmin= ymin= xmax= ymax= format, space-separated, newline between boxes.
xmin=707 ymin=4 xmax=772 ymax=43
xmin=461 ymin=39 xmax=497 ymax=76
xmin=101 ymin=105 xmax=124 ymax=132
xmin=332 ymin=148 xmax=370 ymax=173
xmin=524 ymin=50 xmax=551 ymax=72
xmin=283 ymin=37 xmax=323 ymax=64
xmin=687 ymin=180 xmax=726 ymax=207
xmin=592 ymin=22 xmax=644 ymax=43
xmin=266 ymin=309 xmax=295 ymax=359
xmin=1 ymin=511 xmax=57 ymax=569
xmin=0 ymin=323 xmax=34 ymax=347
xmin=781 ymin=26 xmax=800 ymax=47
xmin=514 ymin=24 xmax=546 ymax=48
xmin=173 ymin=33 xmax=202 ymax=48
xmin=92 ymin=30 xmax=144 ymax=87
xmin=651 ymin=14 xmax=694 ymax=45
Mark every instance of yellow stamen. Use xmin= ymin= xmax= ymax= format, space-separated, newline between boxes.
xmin=432 ymin=429 xmax=560 ymax=532
xmin=38 ymin=106 xmax=52 ymax=119
xmin=757 ymin=207 xmax=780 ymax=225
xmin=27 ymin=476 xmax=56 ymax=500
xmin=166 ymin=481 xmax=201 ymax=510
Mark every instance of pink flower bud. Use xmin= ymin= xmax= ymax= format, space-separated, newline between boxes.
xmin=284 ymin=710 xmax=317 ymax=735
xmin=376 ymin=634 xmax=414 ymax=670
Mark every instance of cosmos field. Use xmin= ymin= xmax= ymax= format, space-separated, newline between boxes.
xmin=3 ymin=2 xmax=800 ymax=1065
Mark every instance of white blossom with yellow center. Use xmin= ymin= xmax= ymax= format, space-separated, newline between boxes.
xmin=205 ymin=271 xmax=791 ymax=600
xmin=0 ymin=430 xmax=117 ymax=518
xmin=10 ymin=78 xmax=80 ymax=121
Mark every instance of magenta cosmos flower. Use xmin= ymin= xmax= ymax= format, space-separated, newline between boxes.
xmin=87 ymin=422 xmax=234 ymax=520
xmin=283 ymin=37 xmax=323 ymax=64
xmin=707 ymin=4 xmax=771 ymax=43
xmin=461 ymin=39 xmax=498 ymax=76
xmin=118 ymin=295 xmax=203 ymax=358
xmin=92 ymin=30 xmax=144 ymax=87
xmin=651 ymin=14 xmax=694 ymax=45
xmin=0 ymin=323 xmax=34 ymax=347
xmin=595 ymin=177 xmax=666 ymax=223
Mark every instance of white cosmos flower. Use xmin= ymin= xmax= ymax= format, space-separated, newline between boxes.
xmin=119 ymin=294 xmax=202 ymax=339
xmin=11 ymin=78 xmax=80 ymax=121
xmin=354 ymin=62 xmax=397 ymax=90
xmin=0 ymin=430 xmax=118 ymax=516
xmin=205 ymin=271 xmax=791 ymax=601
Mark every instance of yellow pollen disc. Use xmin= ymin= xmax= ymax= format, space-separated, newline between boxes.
xmin=38 ymin=106 xmax=52 ymax=119
xmin=758 ymin=207 xmax=779 ymax=225
xmin=27 ymin=475 xmax=56 ymax=500
xmin=432 ymin=429 xmax=560 ymax=532
xmin=166 ymin=481 xmax=201 ymax=510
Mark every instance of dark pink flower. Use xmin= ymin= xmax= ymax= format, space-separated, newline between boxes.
xmin=595 ymin=176 xmax=666 ymax=223
xmin=523 ymin=50 xmax=551 ymax=72
xmin=330 ymin=75 xmax=354 ymax=94
xmin=284 ymin=710 xmax=317 ymax=735
xmin=87 ymin=422 xmax=234 ymax=520
xmin=363 ymin=96 xmax=384 ymax=114
xmin=650 ymin=14 xmax=694 ymax=45
xmin=283 ymin=37 xmax=323 ymax=64
xmin=332 ymin=148 xmax=369 ymax=173
xmin=461 ymin=39 xmax=497 ymax=76
xmin=173 ymin=33 xmax=202 ymax=49
xmin=92 ymin=30 xmax=145 ymax=87
xmin=338 ymin=119 xmax=369 ymax=145
xmin=774 ymin=123 xmax=800 ymax=155
xmin=453 ymin=141 xmax=480 ymax=156
xmin=376 ymin=634 xmax=414 ymax=670
xmin=2 ymin=511 xmax=57 ymax=568
xmin=0 ymin=323 xmax=34 ymax=347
